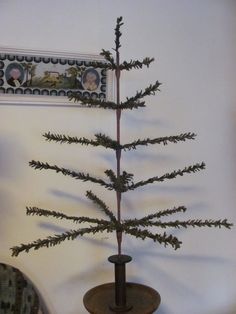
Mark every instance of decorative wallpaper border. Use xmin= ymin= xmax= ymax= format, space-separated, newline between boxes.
xmin=0 ymin=47 xmax=113 ymax=105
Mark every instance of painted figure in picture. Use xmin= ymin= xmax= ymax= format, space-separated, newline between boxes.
xmin=6 ymin=63 xmax=24 ymax=87
xmin=82 ymin=68 xmax=99 ymax=91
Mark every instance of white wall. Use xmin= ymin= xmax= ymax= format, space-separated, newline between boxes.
xmin=0 ymin=1 xmax=236 ymax=313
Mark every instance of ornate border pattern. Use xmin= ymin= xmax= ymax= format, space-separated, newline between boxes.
xmin=0 ymin=49 xmax=108 ymax=101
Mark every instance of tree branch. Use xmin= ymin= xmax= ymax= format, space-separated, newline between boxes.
xmin=123 ymin=217 xmax=233 ymax=230
xmin=122 ymin=133 xmax=196 ymax=150
xmin=43 ymin=132 xmax=120 ymax=150
xmin=69 ymin=93 xmax=118 ymax=109
xmin=26 ymin=206 xmax=109 ymax=225
xmin=124 ymin=227 xmax=182 ymax=250
xmin=128 ymin=162 xmax=206 ymax=191
xmin=151 ymin=219 xmax=233 ymax=229
xmin=105 ymin=169 xmax=134 ymax=192
xmin=119 ymin=57 xmax=154 ymax=71
xmin=124 ymin=206 xmax=187 ymax=227
xmin=29 ymin=160 xmax=111 ymax=189
xmin=69 ymin=92 xmax=147 ymax=110
xmin=100 ymin=49 xmax=116 ymax=69
xmin=86 ymin=190 xmax=116 ymax=222
xmin=121 ymin=81 xmax=161 ymax=106
xmin=114 ymin=16 xmax=124 ymax=53
xmin=43 ymin=132 xmax=196 ymax=152
xmin=11 ymin=224 xmax=115 ymax=257
xmin=43 ymin=132 xmax=98 ymax=146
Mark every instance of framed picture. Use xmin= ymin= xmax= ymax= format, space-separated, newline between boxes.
xmin=0 ymin=47 xmax=114 ymax=105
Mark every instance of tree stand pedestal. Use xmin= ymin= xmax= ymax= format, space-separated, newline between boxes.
xmin=83 ymin=255 xmax=161 ymax=314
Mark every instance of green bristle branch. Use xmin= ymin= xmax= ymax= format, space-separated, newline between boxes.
xmin=119 ymin=100 xmax=146 ymax=109
xmin=68 ymin=95 xmax=118 ymax=109
xmin=128 ymin=162 xmax=206 ymax=191
xmin=124 ymin=206 xmax=187 ymax=226
xmin=100 ymin=49 xmax=116 ymax=68
xmin=86 ymin=190 xmax=116 ymax=222
xmin=123 ymin=227 xmax=182 ymax=250
xmin=124 ymin=80 xmax=161 ymax=104
xmin=29 ymin=160 xmax=206 ymax=194
xmin=114 ymin=16 xmax=123 ymax=52
xmin=123 ymin=218 xmax=233 ymax=230
xmin=26 ymin=206 xmax=109 ymax=225
xmin=105 ymin=169 xmax=134 ymax=192
xmin=104 ymin=169 xmax=117 ymax=183
xmin=68 ymin=93 xmax=146 ymax=110
xmin=119 ymin=57 xmax=154 ymax=71
xmin=29 ymin=160 xmax=112 ymax=189
xmin=122 ymin=133 xmax=197 ymax=150
xmin=43 ymin=132 xmax=119 ymax=149
xmin=11 ymin=224 xmax=115 ymax=257
xmin=88 ymin=61 xmax=114 ymax=70
xmin=69 ymin=81 xmax=161 ymax=110
xmin=99 ymin=50 xmax=155 ymax=71
xmin=94 ymin=133 xmax=119 ymax=149
xmin=43 ymin=132 xmax=196 ymax=151
xmin=43 ymin=132 xmax=100 ymax=146
xmin=151 ymin=219 xmax=233 ymax=229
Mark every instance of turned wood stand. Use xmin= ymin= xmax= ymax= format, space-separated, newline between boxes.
xmin=83 ymin=254 xmax=161 ymax=314
xmin=83 ymin=282 xmax=161 ymax=314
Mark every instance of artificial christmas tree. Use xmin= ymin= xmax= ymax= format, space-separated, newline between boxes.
xmin=11 ymin=17 xmax=232 ymax=313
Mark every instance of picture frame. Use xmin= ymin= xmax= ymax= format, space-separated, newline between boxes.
xmin=0 ymin=47 xmax=114 ymax=105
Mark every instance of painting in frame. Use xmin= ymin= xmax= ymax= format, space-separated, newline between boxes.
xmin=0 ymin=47 xmax=114 ymax=105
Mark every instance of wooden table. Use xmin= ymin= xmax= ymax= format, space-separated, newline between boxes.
xmin=83 ymin=282 xmax=161 ymax=314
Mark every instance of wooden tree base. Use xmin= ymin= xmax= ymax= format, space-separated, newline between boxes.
xmin=83 ymin=282 xmax=161 ymax=314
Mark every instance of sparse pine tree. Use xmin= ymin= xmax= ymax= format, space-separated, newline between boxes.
xmin=11 ymin=17 xmax=233 ymax=313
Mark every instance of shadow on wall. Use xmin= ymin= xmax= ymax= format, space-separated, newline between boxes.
xmin=0 ymin=189 xmax=15 ymax=239
xmin=57 ymin=260 xmax=112 ymax=290
xmin=49 ymin=189 xmax=89 ymax=206
xmin=209 ymin=305 xmax=236 ymax=314
xmin=155 ymin=304 xmax=236 ymax=314
xmin=153 ymin=304 xmax=170 ymax=314
xmin=125 ymin=239 xmax=234 ymax=312
xmin=122 ymin=112 xmax=173 ymax=129
xmin=0 ymin=135 xmax=26 ymax=180
xmin=0 ymin=135 xmax=27 ymax=236
xmin=230 ymin=108 xmax=236 ymax=193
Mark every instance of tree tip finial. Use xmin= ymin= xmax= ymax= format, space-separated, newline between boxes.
xmin=114 ymin=16 xmax=124 ymax=52
xmin=117 ymin=16 xmax=123 ymax=23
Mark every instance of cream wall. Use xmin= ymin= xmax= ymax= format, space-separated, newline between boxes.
xmin=0 ymin=1 xmax=236 ymax=314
